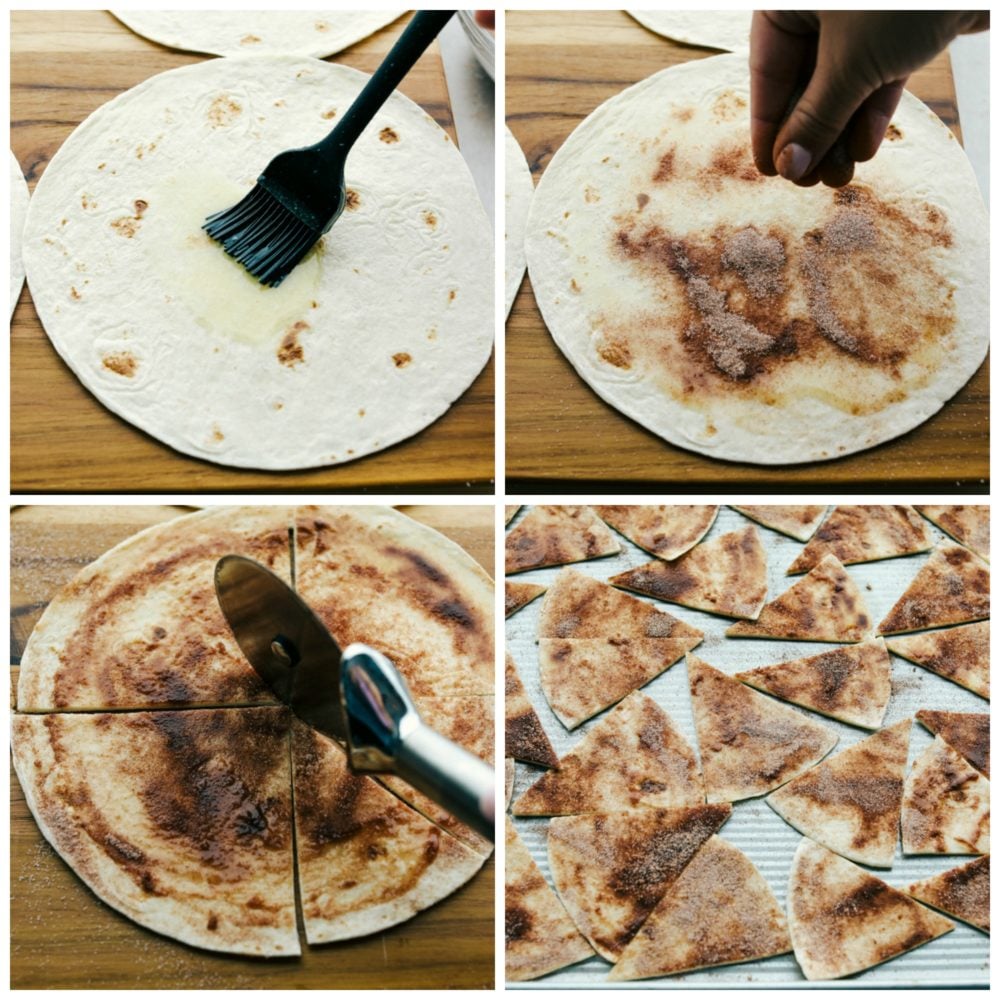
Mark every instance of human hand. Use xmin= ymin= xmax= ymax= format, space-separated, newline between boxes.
xmin=750 ymin=11 xmax=989 ymax=187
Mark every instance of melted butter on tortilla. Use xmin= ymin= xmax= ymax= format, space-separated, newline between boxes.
xmin=142 ymin=173 xmax=322 ymax=346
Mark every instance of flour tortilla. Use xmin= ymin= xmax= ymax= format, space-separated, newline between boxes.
xmin=23 ymin=56 xmax=492 ymax=469
xmin=593 ymin=504 xmax=717 ymax=560
xmin=506 ymin=653 xmax=558 ymax=768
xmin=506 ymin=816 xmax=595 ymax=981
xmin=917 ymin=504 xmax=989 ymax=561
xmin=731 ymin=504 xmax=826 ymax=542
xmin=292 ymin=722 xmax=485 ymax=944
xmin=111 ymin=10 xmax=405 ymax=57
xmin=878 ymin=544 xmax=990 ymax=635
xmin=735 ymin=638 xmax=892 ymax=730
xmin=627 ymin=10 xmax=752 ymax=51
xmin=548 ymin=804 xmax=731 ymax=961
xmin=10 ymin=150 xmax=28 ymax=318
xmin=901 ymin=736 xmax=990 ymax=855
xmin=916 ymin=709 xmax=989 ymax=777
xmin=505 ymin=126 xmax=533 ymax=316
xmin=886 ymin=621 xmax=989 ymax=699
xmin=539 ymin=636 xmax=697 ymax=730
xmin=610 ymin=525 xmax=767 ymax=619
xmin=726 ymin=554 xmax=871 ymax=642
xmin=788 ymin=838 xmax=953 ymax=981
xmin=688 ymin=655 xmax=838 ymax=803
xmin=505 ymin=580 xmax=546 ymax=618
xmin=506 ymin=505 xmax=620 ymax=574
xmin=906 ymin=856 xmax=989 ymax=934
xmin=525 ymin=54 xmax=987 ymax=464
xmin=766 ymin=719 xmax=910 ymax=868
xmin=17 ymin=506 xmax=292 ymax=712
xmin=12 ymin=707 xmax=299 ymax=956
xmin=786 ymin=505 xmax=931 ymax=574
xmin=608 ymin=836 xmax=790 ymax=981
xmin=538 ymin=567 xmax=704 ymax=643
xmin=512 ymin=691 xmax=704 ymax=816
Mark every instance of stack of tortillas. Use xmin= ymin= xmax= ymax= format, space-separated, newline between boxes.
xmin=505 ymin=504 xmax=989 ymax=984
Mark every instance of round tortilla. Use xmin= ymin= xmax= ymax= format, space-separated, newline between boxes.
xmin=627 ymin=10 xmax=752 ymax=51
xmin=524 ymin=54 xmax=988 ymax=464
xmin=23 ymin=56 xmax=493 ymax=469
xmin=505 ymin=126 xmax=533 ymax=316
xmin=11 ymin=150 xmax=28 ymax=318
xmin=111 ymin=10 xmax=406 ymax=58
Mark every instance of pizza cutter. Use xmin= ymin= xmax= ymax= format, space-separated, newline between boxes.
xmin=214 ymin=555 xmax=495 ymax=841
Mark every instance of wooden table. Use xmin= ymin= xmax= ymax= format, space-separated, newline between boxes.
xmin=11 ymin=11 xmax=494 ymax=493
xmin=506 ymin=10 xmax=988 ymax=491
xmin=10 ymin=505 xmax=494 ymax=990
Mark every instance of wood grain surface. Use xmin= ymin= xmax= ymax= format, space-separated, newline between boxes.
xmin=10 ymin=11 xmax=494 ymax=493
xmin=505 ymin=10 xmax=988 ymax=492
xmin=10 ymin=504 xmax=495 ymax=990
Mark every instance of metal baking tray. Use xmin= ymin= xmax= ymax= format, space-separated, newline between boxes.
xmin=505 ymin=505 xmax=989 ymax=988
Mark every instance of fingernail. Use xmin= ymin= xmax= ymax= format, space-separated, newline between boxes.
xmin=777 ymin=143 xmax=812 ymax=181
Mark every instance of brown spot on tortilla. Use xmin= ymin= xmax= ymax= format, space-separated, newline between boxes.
xmin=70 ymin=287 xmax=81 ymax=301
xmin=673 ymin=106 xmax=694 ymax=123
xmin=240 ymin=34 xmax=261 ymax=45
xmin=393 ymin=352 xmax=412 ymax=368
xmin=448 ymin=289 xmax=457 ymax=302
xmin=597 ymin=336 xmax=631 ymax=370
xmin=570 ymin=278 xmax=581 ymax=293
xmin=102 ymin=352 xmax=137 ymax=377
xmin=277 ymin=321 xmax=309 ymax=368
xmin=584 ymin=185 xmax=600 ymax=203
xmin=133 ymin=199 xmax=148 ymax=218
xmin=652 ymin=148 xmax=675 ymax=183
xmin=98 ymin=162 xmax=106 ymax=170
xmin=706 ymin=143 xmax=762 ymax=185
xmin=345 ymin=188 xmax=360 ymax=211
xmin=422 ymin=210 xmax=438 ymax=229
xmin=110 ymin=216 xmax=140 ymax=238
xmin=81 ymin=194 xmax=96 ymax=210
xmin=315 ymin=21 xmax=330 ymax=31
xmin=637 ymin=193 xmax=650 ymax=210
xmin=207 ymin=913 xmax=219 ymax=930
xmin=886 ymin=124 xmax=903 ymax=141
xmin=273 ymin=99 xmax=285 ymax=108
xmin=379 ymin=127 xmax=399 ymax=144
xmin=712 ymin=89 xmax=747 ymax=121
xmin=358 ymin=408 xmax=365 ymax=417
xmin=322 ymin=108 xmax=337 ymax=120
xmin=207 ymin=94 xmax=243 ymax=128
xmin=273 ymin=402 xmax=283 ymax=410
xmin=212 ymin=427 xmax=224 ymax=442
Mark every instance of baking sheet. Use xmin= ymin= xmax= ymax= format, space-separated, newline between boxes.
xmin=505 ymin=505 xmax=989 ymax=987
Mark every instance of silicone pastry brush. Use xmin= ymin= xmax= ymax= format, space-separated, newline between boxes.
xmin=204 ymin=10 xmax=455 ymax=287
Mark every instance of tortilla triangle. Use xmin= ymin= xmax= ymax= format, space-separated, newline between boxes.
xmin=539 ymin=636 xmax=695 ymax=730
xmin=688 ymin=655 xmax=838 ymax=802
xmin=731 ymin=504 xmax=826 ymax=541
xmin=548 ymin=804 xmax=732 ymax=962
xmin=609 ymin=525 xmax=767 ymax=619
xmin=767 ymin=719 xmax=910 ymax=867
xmin=726 ymin=554 xmax=871 ymax=642
xmin=788 ymin=838 xmax=953 ymax=980
xmin=512 ymin=691 xmax=704 ymax=816
xmin=877 ymin=544 xmax=990 ymax=635
xmin=506 ymin=506 xmax=619 ymax=574
xmin=505 ymin=581 xmax=547 ymax=619
xmin=592 ymin=505 xmax=717 ymax=560
xmin=608 ymin=836 xmax=790 ymax=980
xmin=505 ymin=653 xmax=558 ymax=769
xmin=887 ymin=622 xmax=989 ymax=699
xmin=538 ymin=568 xmax=703 ymax=643
xmin=787 ymin=505 xmax=931 ymax=574
xmin=916 ymin=709 xmax=989 ymax=777
xmin=505 ymin=817 xmax=595 ymax=981
xmin=901 ymin=736 xmax=989 ymax=855
xmin=916 ymin=504 xmax=989 ymax=562
xmin=906 ymin=856 xmax=989 ymax=934
xmin=735 ymin=638 xmax=891 ymax=729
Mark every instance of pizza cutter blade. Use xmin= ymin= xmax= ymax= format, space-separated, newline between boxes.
xmin=214 ymin=555 xmax=495 ymax=842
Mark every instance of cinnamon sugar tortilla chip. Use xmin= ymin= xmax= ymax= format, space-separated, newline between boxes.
xmin=512 ymin=692 xmax=704 ymax=816
xmin=886 ymin=622 xmax=989 ymax=699
xmin=906 ymin=855 xmax=989 ymax=934
xmin=916 ymin=504 xmax=989 ymax=562
xmin=735 ymin=638 xmax=891 ymax=730
xmin=726 ymin=554 xmax=871 ymax=642
xmin=786 ymin=505 xmax=931 ymax=574
xmin=608 ymin=836 xmax=791 ymax=981
xmin=592 ymin=505 xmax=718 ymax=560
xmin=539 ymin=636 xmax=697 ymax=730
xmin=505 ymin=817 xmax=595 ymax=981
xmin=505 ymin=653 xmax=558 ymax=769
xmin=916 ymin=709 xmax=989 ymax=777
xmin=547 ymin=804 xmax=731 ymax=962
xmin=877 ymin=544 xmax=989 ymax=635
xmin=506 ymin=506 xmax=619 ymax=574
xmin=731 ymin=505 xmax=827 ymax=542
xmin=505 ymin=581 xmax=547 ymax=619
xmin=767 ymin=719 xmax=910 ymax=868
xmin=609 ymin=525 xmax=767 ymax=620
xmin=688 ymin=655 xmax=838 ymax=803
xmin=901 ymin=736 xmax=990 ymax=855
xmin=788 ymin=839 xmax=953 ymax=981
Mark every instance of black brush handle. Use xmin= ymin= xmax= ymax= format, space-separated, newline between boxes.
xmin=317 ymin=10 xmax=455 ymax=163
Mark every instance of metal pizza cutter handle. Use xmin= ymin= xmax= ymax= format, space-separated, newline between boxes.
xmin=341 ymin=643 xmax=495 ymax=842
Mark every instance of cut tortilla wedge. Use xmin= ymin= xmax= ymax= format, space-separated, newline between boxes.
xmin=592 ymin=505 xmax=718 ymax=560
xmin=505 ymin=653 xmax=558 ymax=769
xmin=731 ymin=505 xmax=827 ymax=542
xmin=505 ymin=505 xmax=619 ymax=574
xmin=886 ymin=621 xmax=989 ymax=699
xmin=505 ymin=580 xmax=547 ymax=619
xmin=916 ymin=709 xmax=989 ymax=777
xmin=906 ymin=855 xmax=989 ymax=934
xmin=916 ymin=504 xmax=989 ymax=562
